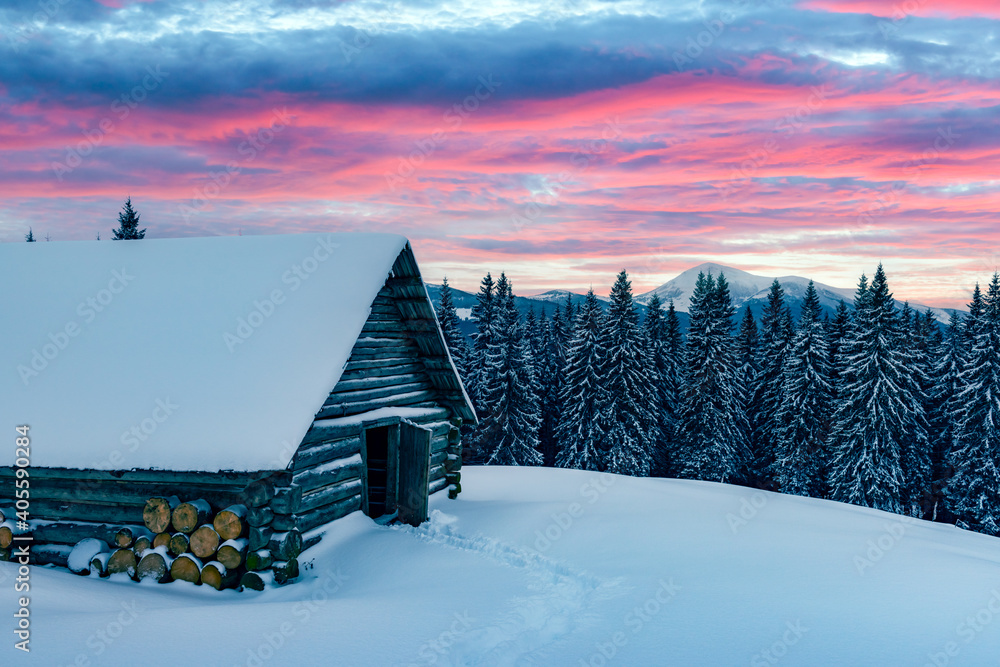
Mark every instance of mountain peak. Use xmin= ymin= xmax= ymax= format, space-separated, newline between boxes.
xmin=636 ymin=263 xmax=954 ymax=323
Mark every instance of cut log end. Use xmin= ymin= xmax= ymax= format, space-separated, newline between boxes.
xmin=244 ymin=480 xmax=275 ymax=507
xmin=114 ymin=526 xmax=149 ymax=549
xmin=143 ymin=496 xmax=179 ymax=534
xmin=152 ymin=532 xmax=171 ymax=549
xmin=190 ymin=525 xmax=221 ymax=559
xmin=133 ymin=535 xmax=153 ymax=557
xmin=107 ymin=549 xmax=138 ymax=578
xmin=172 ymin=500 xmax=212 ymax=534
xmin=268 ymin=530 xmax=303 ymax=562
xmin=90 ymin=553 xmax=110 ymax=577
xmin=136 ymin=552 xmax=170 ymax=583
xmin=246 ymin=549 xmax=273 ymax=572
xmin=246 ymin=506 xmax=274 ymax=528
xmin=168 ymin=533 xmax=190 ymax=557
xmin=217 ymin=540 xmax=248 ymax=570
xmin=169 ymin=554 xmax=202 ymax=584
xmin=248 ymin=526 xmax=273 ymax=551
xmin=0 ymin=525 xmax=13 ymax=550
xmin=240 ymin=570 xmax=271 ymax=591
xmin=200 ymin=561 xmax=238 ymax=591
xmin=213 ymin=504 xmax=248 ymax=541
xmin=272 ymin=558 xmax=300 ymax=585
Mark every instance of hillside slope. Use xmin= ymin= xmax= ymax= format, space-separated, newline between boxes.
xmin=6 ymin=467 xmax=999 ymax=665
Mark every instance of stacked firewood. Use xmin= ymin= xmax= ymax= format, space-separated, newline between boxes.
xmin=63 ymin=495 xmax=301 ymax=591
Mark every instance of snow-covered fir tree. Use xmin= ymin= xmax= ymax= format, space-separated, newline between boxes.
xmin=827 ymin=266 xmax=930 ymax=515
xmin=111 ymin=197 xmax=146 ymax=240
xmin=524 ymin=305 xmax=546 ymax=453
xmin=772 ymin=281 xmax=833 ymax=497
xmin=905 ymin=306 xmax=942 ymax=515
xmin=678 ymin=272 xmax=748 ymax=482
xmin=537 ymin=309 xmax=566 ymax=466
xmin=660 ymin=299 xmax=685 ymax=475
xmin=643 ymin=293 xmax=673 ymax=475
xmin=928 ymin=311 xmax=964 ymax=519
xmin=947 ymin=275 xmax=1000 ymax=534
xmin=599 ymin=270 xmax=658 ymax=476
xmin=556 ymin=289 xmax=607 ymax=471
xmin=963 ymin=284 xmax=985 ymax=347
xmin=436 ymin=277 xmax=471 ymax=384
xmin=747 ymin=279 xmax=792 ymax=488
xmin=563 ymin=292 xmax=578 ymax=327
xmin=927 ymin=311 xmax=966 ymax=521
xmin=525 ymin=306 xmax=542 ymax=361
xmin=735 ymin=306 xmax=760 ymax=413
xmin=473 ymin=274 xmax=542 ymax=466
xmin=826 ymin=300 xmax=852 ymax=398
xmin=468 ymin=272 xmax=497 ymax=407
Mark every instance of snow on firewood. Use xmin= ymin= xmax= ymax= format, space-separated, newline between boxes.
xmin=68 ymin=538 xmax=108 ymax=575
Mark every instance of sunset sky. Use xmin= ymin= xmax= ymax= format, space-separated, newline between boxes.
xmin=1 ymin=0 xmax=998 ymax=307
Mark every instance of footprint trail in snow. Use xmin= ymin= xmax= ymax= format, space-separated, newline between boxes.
xmin=392 ymin=510 xmax=627 ymax=666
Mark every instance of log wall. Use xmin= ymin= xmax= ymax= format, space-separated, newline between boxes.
xmin=0 ymin=468 xmax=285 ymax=562
xmin=0 ymin=246 xmax=470 ymax=578
xmin=272 ymin=285 xmax=465 ymax=534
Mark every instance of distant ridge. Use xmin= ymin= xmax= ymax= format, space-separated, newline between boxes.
xmin=635 ymin=262 xmax=958 ymax=324
xmin=426 ymin=262 xmax=962 ymax=331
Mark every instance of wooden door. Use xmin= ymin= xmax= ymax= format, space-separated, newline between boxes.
xmin=397 ymin=420 xmax=432 ymax=526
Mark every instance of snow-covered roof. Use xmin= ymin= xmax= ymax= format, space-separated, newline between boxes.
xmin=1 ymin=233 xmax=415 ymax=472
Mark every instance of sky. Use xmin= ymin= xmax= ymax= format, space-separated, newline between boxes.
xmin=1 ymin=0 xmax=998 ymax=307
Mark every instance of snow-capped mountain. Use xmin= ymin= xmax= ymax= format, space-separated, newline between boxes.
xmin=636 ymin=262 xmax=956 ymax=323
xmin=526 ymin=289 xmax=610 ymax=303
xmin=426 ymin=262 xmax=958 ymax=333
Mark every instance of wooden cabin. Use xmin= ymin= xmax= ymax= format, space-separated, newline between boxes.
xmin=0 ymin=233 xmax=474 ymax=586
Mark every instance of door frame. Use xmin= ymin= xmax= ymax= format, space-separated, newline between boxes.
xmin=360 ymin=422 xmax=400 ymax=520
xmin=357 ymin=416 xmax=432 ymax=525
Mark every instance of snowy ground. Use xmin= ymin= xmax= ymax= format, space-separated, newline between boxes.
xmin=4 ymin=466 xmax=1000 ymax=666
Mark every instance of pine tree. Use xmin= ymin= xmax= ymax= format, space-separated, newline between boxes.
xmin=474 ymin=275 xmax=542 ymax=466
xmin=678 ymin=272 xmax=748 ymax=482
xmin=661 ymin=300 xmax=684 ymax=472
xmin=963 ymin=284 xmax=985 ymax=348
xmin=827 ymin=300 xmax=852 ymax=398
xmin=469 ymin=273 xmax=497 ymax=407
xmin=525 ymin=306 xmax=543 ymax=364
xmin=735 ymin=307 xmax=760 ymax=412
xmin=600 ymin=270 xmax=658 ymax=476
xmin=947 ymin=275 xmax=1000 ymax=535
xmin=747 ymin=279 xmax=792 ymax=488
xmin=773 ymin=282 xmax=833 ymax=497
xmin=537 ymin=310 xmax=565 ymax=466
xmin=559 ymin=293 xmax=577 ymax=354
xmin=25 ymin=228 xmax=35 ymax=242
xmin=436 ymin=277 xmax=471 ymax=386
xmin=929 ymin=311 xmax=964 ymax=520
xmin=556 ymin=289 xmax=606 ymax=471
xmin=643 ymin=294 xmax=672 ymax=475
xmin=111 ymin=197 xmax=146 ymax=240
xmin=827 ymin=266 xmax=929 ymax=515
xmin=906 ymin=306 xmax=941 ymax=516
xmin=524 ymin=305 xmax=546 ymax=459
